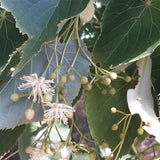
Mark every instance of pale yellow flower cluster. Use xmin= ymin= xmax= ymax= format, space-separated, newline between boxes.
xmin=18 ymin=73 xmax=54 ymax=103
xmin=18 ymin=73 xmax=74 ymax=125
xmin=43 ymin=103 xmax=74 ymax=125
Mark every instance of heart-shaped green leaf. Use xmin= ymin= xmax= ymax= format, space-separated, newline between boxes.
xmin=0 ymin=0 xmax=89 ymax=75
xmin=94 ymin=0 xmax=160 ymax=68
xmin=0 ymin=40 xmax=91 ymax=129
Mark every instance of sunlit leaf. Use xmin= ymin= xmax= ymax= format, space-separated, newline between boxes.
xmin=94 ymin=0 xmax=160 ymax=68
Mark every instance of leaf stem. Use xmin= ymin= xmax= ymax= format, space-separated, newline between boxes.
xmin=42 ymin=38 xmax=57 ymax=77
xmin=4 ymin=150 xmax=19 ymax=160
xmin=55 ymin=52 xmax=59 ymax=103
xmin=66 ymin=115 xmax=74 ymax=145
xmin=19 ymin=93 xmax=29 ymax=97
xmin=55 ymin=125 xmax=63 ymax=142
xmin=68 ymin=47 xmax=80 ymax=73
xmin=75 ymin=16 xmax=97 ymax=75
xmin=73 ymin=123 xmax=95 ymax=143
xmin=115 ymin=115 xmax=132 ymax=160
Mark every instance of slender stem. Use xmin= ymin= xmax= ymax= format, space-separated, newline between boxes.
xmin=123 ymin=115 xmax=127 ymax=133
xmin=71 ymin=67 xmax=81 ymax=77
xmin=58 ymin=18 xmax=76 ymax=41
xmin=59 ymin=29 xmax=74 ymax=67
xmin=140 ymin=120 xmax=143 ymax=128
xmin=4 ymin=150 xmax=19 ymax=160
xmin=30 ymin=101 xmax=34 ymax=109
xmin=66 ymin=114 xmax=74 ymax=145
xmin=90 ymin=76 xmax=96 ymax=84
xmin=108 ymin=141 xmax=122 ymax=158
xmin=42 ymin=39 xmax=57 ymax=77
xmin=41 ymin=101 xmax=45 ymax=111
xmin=116 ymin=110 xmax=128 ymax=116
xmin=132 ymin=144 xmax=137 ymax=154
xmin=75 ymin=16 xmax=97 ymax=75
xmin=117 ymin=115 xmax=128 ymax=126
xmin=55 ymin=52 xmax=59 ymax=103
xmin=115 ymin=115 xmax=132 ymax=160
xmin=68 ymin=48 xmax=80 ymax=73
xmin=142 ymin=144 xmax=156 ymax=153
xmin=46 ymin=124 xmax=53 ymax=138
xmin=117 ymin=75 xmax=125 ymax=80
xmin=73 ymin=123 xmax=95 ymax=143
xmin=19 ymin=93 xmax=30 ymax=97
xmin=98 ymin=67 xmax=110 ymax=75
xmin=55 ymin=125 xmax=63 ymax=142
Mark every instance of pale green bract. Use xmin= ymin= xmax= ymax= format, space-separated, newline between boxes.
xmin=127 ymin=56 xmax=160 ymax=143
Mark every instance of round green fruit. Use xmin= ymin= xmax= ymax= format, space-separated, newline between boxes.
xmin=50 ymin=72 xmax=56 ymax=80
xmin=109 ymin=88 xmax=116 ymax=95
xmin=100 ymin=77 xmax=111 ymax=86
xmin=61 ymin=88 xmax=68 ymax=95
xmin=84 ymin=83 xmax=92 ymax=91
xmin=137 ymin=128 xmax=144 ymax=135
xmin=125 ymin=76 xmax=132 ymax=83
xmin=60 ymin=76 xmax=67 ymax=84
xmin=112 ymin=124 xmax=118 ymax=131
xmin=101 ymin=89 xmax=107 ymax=95
xmin=68 ymin=74 xmax=75 ymax=82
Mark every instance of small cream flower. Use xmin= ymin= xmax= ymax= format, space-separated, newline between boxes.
xmin=29 ymin=147 xmax=51 ymax=160
xmin=18 ymin=73 xmax=54 ymax=103
xmin=43 ymin=103 xmax=74 ymax=125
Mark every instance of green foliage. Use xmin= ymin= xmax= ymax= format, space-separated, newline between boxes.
xmin=79 ymin=23 xmax=99 ymax=48
xmin=0 ymin=125 xmax=25 ymax=156
xmin=0 ymin=8 xmax=27 ymax=76
xmin=0 ymin=40 xmax=91 ymax=129
xmin=0 ymin=0 xmax=89 ymax=75
xmin=94 ymin=0 xmax=160 ymax=68
xmin=0 ymin=0 xmax=160 ymax=159
xmin=86 ymin=80 xmax=142 ymax=158
xmin=0 ymin=52 xmax=20 ymax=80
xmin=19 ymin=122 xmax=70 ymax=160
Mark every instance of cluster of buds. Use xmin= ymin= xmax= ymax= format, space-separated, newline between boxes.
xmin=25 ymin=142 xmax=78 ymax=160
xmin=10 ymin=73 xmax=74 ymax=124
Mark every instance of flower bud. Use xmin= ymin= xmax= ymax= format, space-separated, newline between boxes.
xmin=125 ymin=76 xmax=132 ymax=83
xmin=110 ymin=107 xmax=117 ymax=113
xmin=25 ymin=108 xmax=35 ymax=120
xmin=10 ymin=93 xmax=20 ymax=102
xmin=109 ymin=88 xmax=116 ymax=95
xmin=112 ymin=124 xmax=118 ymax=131
xmin=110 ymin=72 xmax=117 ymax=80
xmin=43 ymin=93 xmax=53 ymax=102
xmin=137 ymin=128 xmax=144 ymax=135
